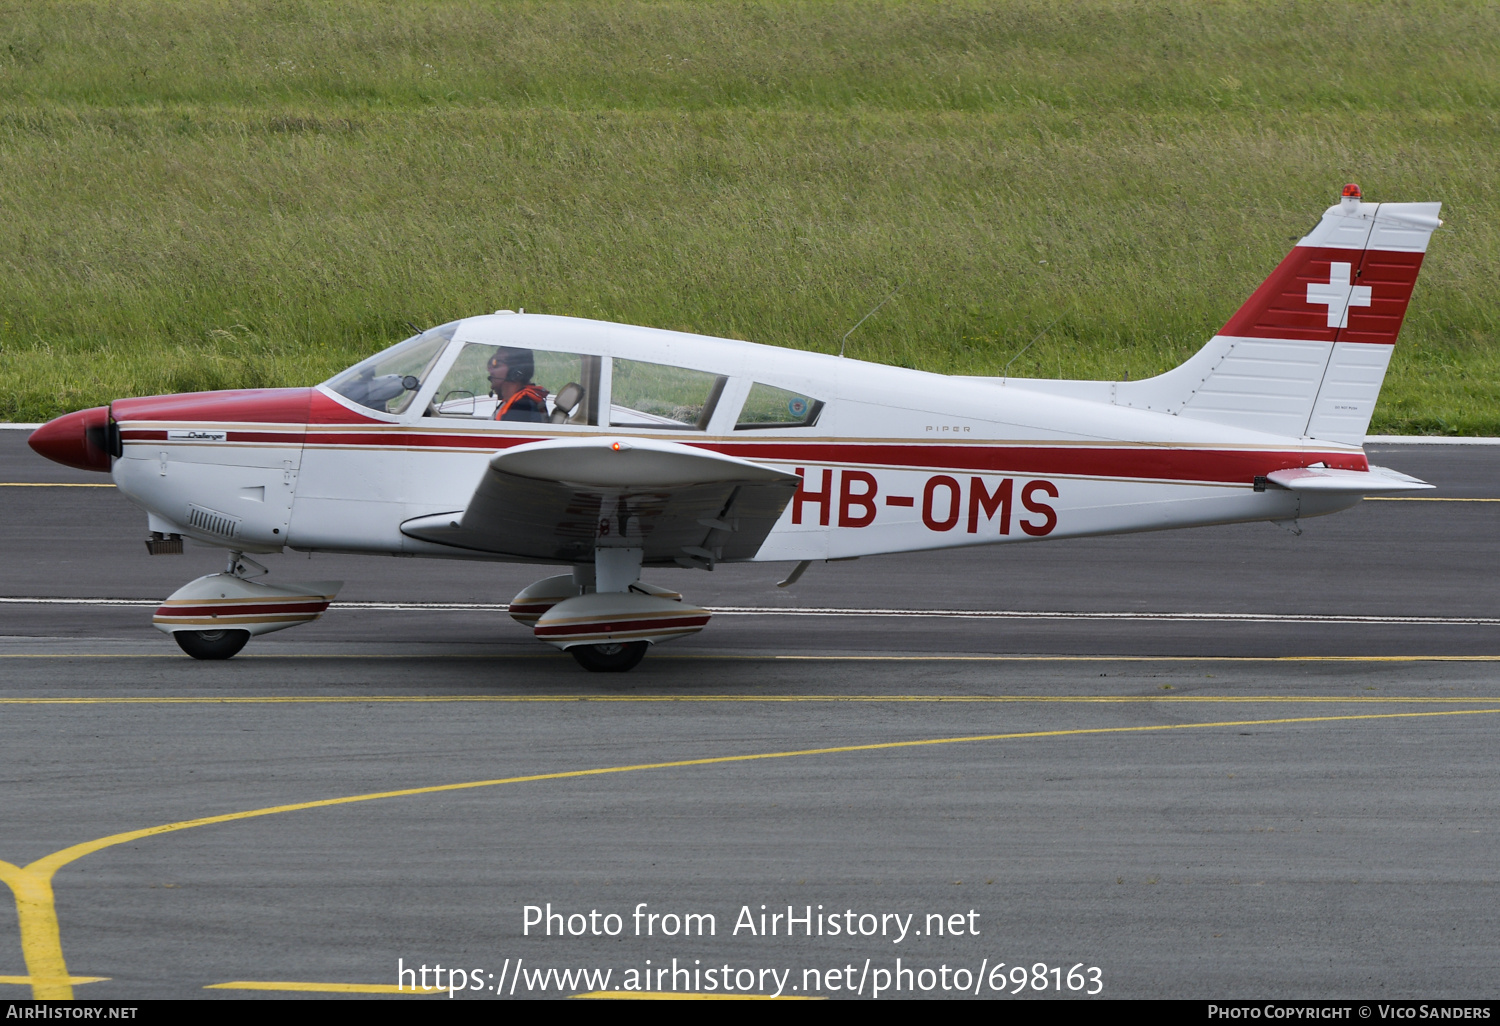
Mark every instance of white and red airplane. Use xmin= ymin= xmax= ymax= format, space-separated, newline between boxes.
xmin=29 ymin=185 xmax=1442 ymax=670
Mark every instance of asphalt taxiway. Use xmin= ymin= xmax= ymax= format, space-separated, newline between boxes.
xmin=1 ymin=432 xmax=1497 ymax=999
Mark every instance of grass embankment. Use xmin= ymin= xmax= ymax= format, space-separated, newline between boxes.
xmin=0 ymin=1 xmax=1495 ymax=431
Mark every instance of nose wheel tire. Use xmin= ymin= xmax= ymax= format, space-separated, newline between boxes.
xmin=568 ymin=641 xmax=649 ymax=672
xmin=173 ymin=629 xmax=251 ymax=660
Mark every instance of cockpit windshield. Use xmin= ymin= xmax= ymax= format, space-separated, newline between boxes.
xmin=323 ymin=322 xmax=458 ymax=415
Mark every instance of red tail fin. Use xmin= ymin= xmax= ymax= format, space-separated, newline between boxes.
xmin=1221 ymin=193 xmax=1440 ymax=346
xmin=1101 ymin=189 xmax=1442 ymax=443
xmin=997 ymin=188 xmax=1441 ymax=444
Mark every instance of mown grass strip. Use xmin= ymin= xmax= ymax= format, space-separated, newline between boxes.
xmin=1 ymin=1 xmax=1495 ymax=429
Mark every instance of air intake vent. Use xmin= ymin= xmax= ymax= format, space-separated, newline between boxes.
xmin=186 ymin=503 xmax=241 ymax=538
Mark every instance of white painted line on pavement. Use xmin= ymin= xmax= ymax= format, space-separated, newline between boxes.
xmin=1365 ymin=436 xmax=1500 ymax=445
xmin=1 ymin=596 xmax=1496 ymax=627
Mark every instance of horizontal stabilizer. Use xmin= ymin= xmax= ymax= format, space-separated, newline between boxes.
xmin=1265 ymin=465 xmax=1432 ymax=494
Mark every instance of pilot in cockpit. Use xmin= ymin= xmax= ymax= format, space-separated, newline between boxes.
xmin=487 ymin=347 xmax=551 ymax=422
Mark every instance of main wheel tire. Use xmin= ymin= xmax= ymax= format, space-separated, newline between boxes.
xmin=173 ymin=629 xmax=251 ymax=660
xmin=568 ymin=641 xmax=649 ymax=672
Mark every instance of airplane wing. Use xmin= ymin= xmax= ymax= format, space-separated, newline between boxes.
xmin=1265 ymin=465 xmax=1434 ymax=494
xmin=400 ymin=437 xmax=800 ymax=567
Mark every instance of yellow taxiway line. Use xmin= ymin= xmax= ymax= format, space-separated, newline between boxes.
xmin=3 ymin=705 xmax=1499 ymax=1000
xmin=206 ymin=981 xmax=441 ymax=995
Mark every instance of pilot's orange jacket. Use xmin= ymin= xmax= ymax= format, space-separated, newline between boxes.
xmin=495 ymin=385 xmax=549 ymax=422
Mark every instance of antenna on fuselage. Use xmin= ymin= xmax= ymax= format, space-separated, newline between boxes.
xmin=405 ymin=320 xmax=422 ymax=337
xmin=1001 ymin=315 xmax=1062 ymax=383
xmin=838 ymin=282 xmax=904 ymax=358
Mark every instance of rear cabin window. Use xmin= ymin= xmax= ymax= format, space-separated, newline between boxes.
xmin=734 ymin=382 xmax=824 ymax=430
xmin=608 ymin=359 xmax=727 ymax=430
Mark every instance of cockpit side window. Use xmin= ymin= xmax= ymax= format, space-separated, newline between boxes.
xmin=734 ymin=382 xmax=824 ymax=430
xmin=323 ymin=323 xmax=458 ymax=415
xmin=429 ymin=342 xmax=601 ymax=425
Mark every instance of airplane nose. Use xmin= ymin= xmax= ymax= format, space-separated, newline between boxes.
xmin=28 ymin=406 xmax=117 ymax=472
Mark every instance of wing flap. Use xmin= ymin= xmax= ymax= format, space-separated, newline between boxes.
xmin=401 ymin=437 xmax=799 ymax=565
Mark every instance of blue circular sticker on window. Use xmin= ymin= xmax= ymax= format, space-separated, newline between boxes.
xmin=787 ymin=397 xmax=809 ymax=417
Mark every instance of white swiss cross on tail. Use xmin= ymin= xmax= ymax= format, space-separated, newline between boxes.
xmin=1306 ymin=261 xmax=1372 ymax=328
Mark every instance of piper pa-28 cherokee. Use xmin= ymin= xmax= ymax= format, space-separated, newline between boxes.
xmin=29 ymin=186 xmax=1442 ymax=671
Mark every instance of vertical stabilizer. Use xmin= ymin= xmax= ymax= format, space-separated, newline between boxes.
xmin=1002 ymin=187 xmax=1442 ymax=446
xmin=1132 ymin=186 xmax=1440 ymax=444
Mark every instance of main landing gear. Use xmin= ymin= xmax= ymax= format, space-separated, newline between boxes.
xmin=173 ymin=628 xmax=250 ymax=660
xmin=155 ymin=551 xmax=343 ymax=660
xmin=566 ymin=641 xmax=650 ymax=673
xmin=509 ymin=549 xmax=711 ymax=673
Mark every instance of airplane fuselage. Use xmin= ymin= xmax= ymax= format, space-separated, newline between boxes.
xmin=103 ymin=313 xmax=1366 ymax=567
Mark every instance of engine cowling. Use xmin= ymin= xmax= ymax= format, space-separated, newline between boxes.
xmin=28 ymin=406 xmax=117 ymax=472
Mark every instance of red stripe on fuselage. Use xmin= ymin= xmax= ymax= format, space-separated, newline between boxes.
xmin=112 ymin=385 xmax=1368 ymax=486
xmin=710 ymin=441 xmax=1366 ymax=482
xmin=118 ymin=424 xmax=1367 ymax=485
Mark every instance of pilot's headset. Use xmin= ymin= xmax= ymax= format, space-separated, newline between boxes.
xmin=487 ymin=347 xmax=535 ymax=392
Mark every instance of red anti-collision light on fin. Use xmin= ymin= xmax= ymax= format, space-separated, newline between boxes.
xmin=28 ymin=406 xmax=115 ymax=472
xmin=1342 ymin=183 xmax=1362 ymax=199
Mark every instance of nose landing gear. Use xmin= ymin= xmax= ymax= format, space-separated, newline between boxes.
xmin=155 ymin=551 xmax=342 ymax=660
